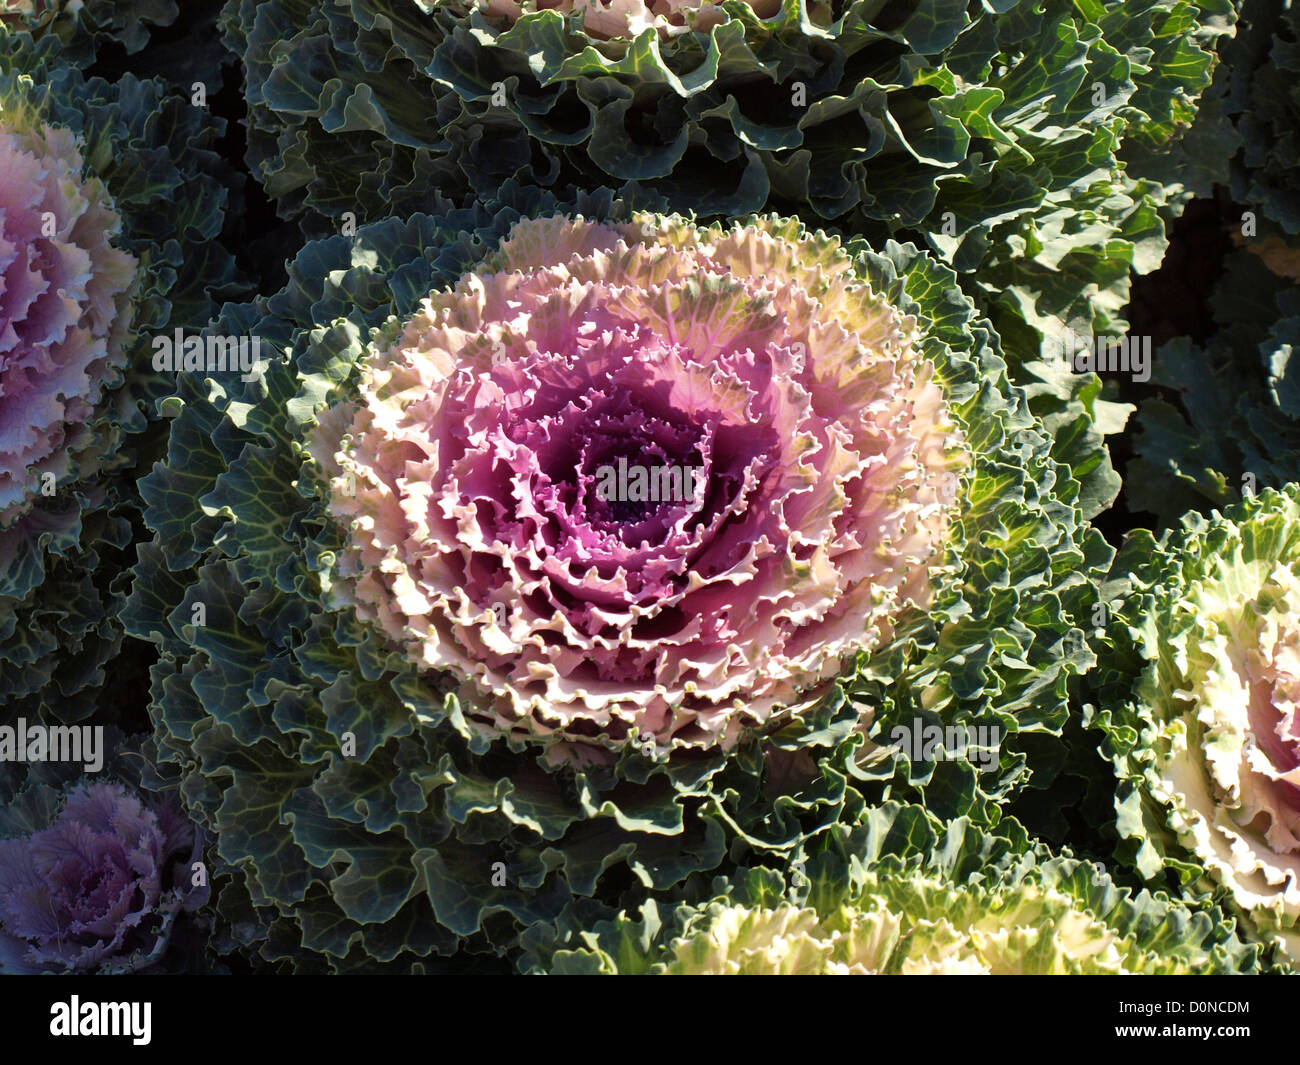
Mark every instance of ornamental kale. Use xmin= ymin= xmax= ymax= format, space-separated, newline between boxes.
xmin=123 ymin=191 xmax=1108 ymax=970
xmin=1095 ymin=484 xmax=1300 ymax=967
xmin=0 ymin=29 xmax=241 ymax=735
xmin=2 ymin=0 xmax=184 ymax=67
xmin=2 ymin=0 xmax=1285 ymax=982
xmin=0 ymin=778 xmax=203 ymax=973
xmin=1130 ymin=249 xmax=1300 ymax=527
xmin=527 ymin=804 xmax=1255 ymax=974
xmin=308 ymin=211 xmax=969 ymax=758
xmin=1225 ymin=0 xmax=1300 ymax=240
xmin=0 ymin=97 xmax=136 ymax=530
xmin=222 ymin=0 xmax=1231 ymax=346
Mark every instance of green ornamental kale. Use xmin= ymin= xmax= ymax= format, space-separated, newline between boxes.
xmin=1134 ymin=0 xmax=1300 ymax=279
xmin=123 ymin=189 xmax=1109 ymax=970
xmin=1129 ymin=248 xmax=1300 ymax=527
xmin=1225 ymin=0 xmax=1300 ymax=238
xmin=2 ymin=0 xmax=183 ymax=66
xmin=525 ymin=803 xmax=1256 ymax=974
xmin=1123 ymin=0 xmax=1300 ymax=530
xmin=222 ymin=0 xmax=1231 ymax=348
xmin=2 ymin=0 xmax=237 ymax=95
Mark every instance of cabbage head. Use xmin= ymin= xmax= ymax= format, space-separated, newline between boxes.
xmin=1095 ymin=483 xmax=1300 ymax=968
xmin=125 ymin=191 xmax=1109 ymax=971
xmin=0 ymin=775 xmax=204 ymax=974
xmin=0 ymin=29 xmax=241 ymax=734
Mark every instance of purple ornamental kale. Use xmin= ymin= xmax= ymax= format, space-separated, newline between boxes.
xmin=0 ymin=780 xmax=200 ymax=973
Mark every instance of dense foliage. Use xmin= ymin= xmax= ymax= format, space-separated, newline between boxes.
xmin=1131 ymin=250 xmax=1300 ymax=525
xmin=1 ymin=0 xmax=1297 ymax=978
xmin=1224 ymin=0 xmax=1300 ymax=239
xmin=0 ymin=28 xmax=240 ymax=736
xmin=527 ymin=805 xmax=1255 ymax=973
xmin=222 ymin=0 xmax=1233 ymax=350
xmin=1095 ymin=485 xmax=1300 ymax=968
xmin=120 ymin=194 xmax=1113 ymax=969
xmin=1 ymin=0 xmax=181 ymax=64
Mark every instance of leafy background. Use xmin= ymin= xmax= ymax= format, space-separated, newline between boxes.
xmin=2 ymin=0 xmax=1298 ymax=973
